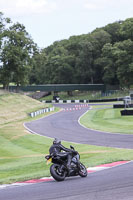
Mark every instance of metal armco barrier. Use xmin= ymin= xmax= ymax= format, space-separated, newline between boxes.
xmin=30 ymin=107 xmax=55 ymax=117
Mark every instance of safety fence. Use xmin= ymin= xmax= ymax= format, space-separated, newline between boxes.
xmin=29 ymin=107 xmax=55 ymax=117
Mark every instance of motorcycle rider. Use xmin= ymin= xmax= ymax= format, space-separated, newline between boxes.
xmin=49 ymin=138 xmax=74 ymax=173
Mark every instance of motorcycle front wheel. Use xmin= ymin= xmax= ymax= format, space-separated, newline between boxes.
xmin=78 ymin=163 xmax=87 ymax=177
xmin=50 ymin=164 xmax=66 ymax=181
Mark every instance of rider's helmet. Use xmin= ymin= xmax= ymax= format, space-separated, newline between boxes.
xmin=53 ymin=138 xmax=61 ymax=145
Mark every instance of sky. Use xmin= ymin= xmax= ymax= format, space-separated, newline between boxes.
xmin=0 ymin=0 xmax=133 ymax=48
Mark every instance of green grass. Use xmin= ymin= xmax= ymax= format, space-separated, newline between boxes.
xmin=0 ymin=93 xmax=133 ymax=184
xmin=80 ymin=105 xmax=133 ymax=134
xmin=0 ymin=93 xmax=58 ymax=184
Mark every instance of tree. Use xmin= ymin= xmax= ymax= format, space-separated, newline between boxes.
xmin=114 ymin=39 xmax=133 ymax=88
xmin=1 ymin=22 xmax=37 ymax=89
xmin=0 ymin=12 xmax=11 ymax=87
xmin=75 ymin=30 xmax=111 ymax=84
xmin=91 ymin=29 xmax=111 ymax=49
xmin=75 ymin=41 xmax=94 ymax=83
xmin=0 ymin=12 xmax=11 ymax=47
xmin=101 ymin=39 xmax=133 ymax=88
xmin=120 ymin=18 xmax=133 ymax=40
xmin=29 ymin=50 xmax=47 ymax=84
xmin=103 ymin=21 xmax=122 ymax=43
xmin=101 ymin=43 xmax=119 ymax=85
xmin=44 ymin=47 xmax=75 ymax=84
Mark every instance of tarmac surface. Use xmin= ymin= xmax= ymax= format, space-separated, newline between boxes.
xmin=1 ymin=161 xmax=133 ymax=200
xmin=25 ymin=103 xmax=133 ymax=149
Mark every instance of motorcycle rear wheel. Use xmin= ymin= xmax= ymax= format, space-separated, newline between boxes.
xmin=78 ymin=163 xmax=87 ymax=177
xmin=50 ymin=164 xmax=66 ymax=181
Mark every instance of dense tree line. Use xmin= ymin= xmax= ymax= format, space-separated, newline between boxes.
xmin=0 ymin=12 xmax=133 ymax=89
xmin=30 ymin=18 xmax=133 ymax=88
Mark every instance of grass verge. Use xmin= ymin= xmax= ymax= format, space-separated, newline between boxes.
xmin=0 ymin=93 xmax=133 ymax=184
xmin=80 ymin=105 xmax=133 ymax=134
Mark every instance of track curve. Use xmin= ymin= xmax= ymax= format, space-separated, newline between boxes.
xmin=25 ymin=103 xmax=133 ymax=149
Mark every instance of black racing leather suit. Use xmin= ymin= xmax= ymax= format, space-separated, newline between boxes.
xmin=49 ymin=143 xmax=73 ymax=168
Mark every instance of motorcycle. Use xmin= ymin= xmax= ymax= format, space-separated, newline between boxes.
xmin=45 ymin=145 xmax=87 ymax=181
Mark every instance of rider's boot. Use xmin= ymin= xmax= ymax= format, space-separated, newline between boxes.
xmin=67 ymin=164 xmax=71 ymax=176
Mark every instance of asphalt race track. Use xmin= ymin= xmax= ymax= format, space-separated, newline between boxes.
xmin=1 ymin=161 xmax=133 ymax=200
xmin=25 ymin=103 xmax=133 ymax=149
xmin=1 ymin=103 xmax=133 ymax=200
